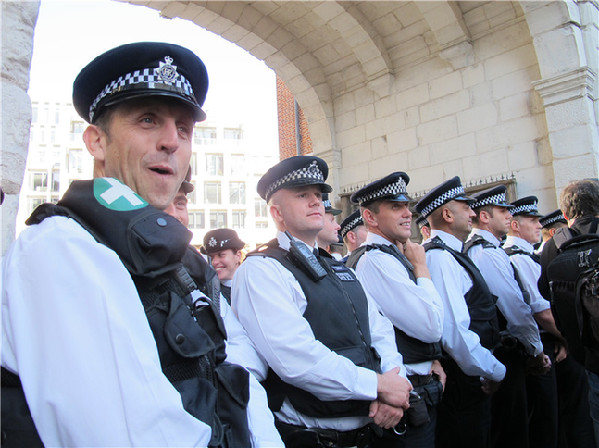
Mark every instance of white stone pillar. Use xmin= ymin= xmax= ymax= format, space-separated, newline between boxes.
xmin=1 ymin=1 xmax=40 ymax=255
xmin=523 ymin=1 xmax=599 ymax=201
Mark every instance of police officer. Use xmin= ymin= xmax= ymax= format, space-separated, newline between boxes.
xmin=414 ymin=176 xmax=505 ymax=448
xmin=340 ymin=209 xmax=367 ymax=263
xmin=535 ymin=209 xmax=568 ymax=255
xmin=503 ymin=196 xmax=566 ymax=448
xmin=464 ymin=187 xmax=549 ymax=448
xmin=1 ymin=42 xmax=277 ymax=447
xmin=316 ymin=193 xmax=342 ymax=257
xmin=349 ymin=172 xmax=445 ymax=448
xmin=416 ymin=216 xmax=431 ymax=242
xmin=233 ymin=156 xmax=412 ymax=448
xmin=202 ymin=228 xmax=246 ymax=305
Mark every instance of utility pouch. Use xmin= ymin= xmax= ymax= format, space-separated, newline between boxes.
xmin=406 ymin=390 xmax=430 ymax=427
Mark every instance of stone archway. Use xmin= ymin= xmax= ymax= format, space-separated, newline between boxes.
xmin=3 ymin=0 xmax=598 ymax=254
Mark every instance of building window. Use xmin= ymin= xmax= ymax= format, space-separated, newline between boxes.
xmin=194 ymin=127 xmax=217 ymax=145
xmin=206 ymin=154 xmax=223 ymax=176
xmin=229 ymin=181 xmax=246 ymax=205
xmin=189 ymin=211 xmax=205 ymax=230
xmin=255 ymin=198 xmax=268 ymax=218
xmin=68 ymin=149 xmax=82 ymax=174
xmin=230 ymin=154 xmax=245 ymax=176
xmin=232 ymin=210 xmax=246 ymax=229
xmin=187 ymin=183 xmax=197 ymax=205
xmin=31 ymin=172 xmax=48 ymax=192
xmin=190 ymin=153 xmax=198 ymax=176
xmin=70 ymin=121 xmax=85 ymax=143
xmin=204 ymin=182 xmax=221 ymax=204
xmin=224 ymin=128 xmax=242 ymax=140
xmin=210 ymin=210 xmax=227 ymax=228
xmin=32 ymin=106 xmax=38 ymax=123
xmin=256 ymin=221 xmax=268 ymax=229
xmin=51 ymin=170 xmax=60 ymax=193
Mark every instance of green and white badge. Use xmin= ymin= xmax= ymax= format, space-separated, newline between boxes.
xmin=93 ymin=178 xmax=147 ymax=211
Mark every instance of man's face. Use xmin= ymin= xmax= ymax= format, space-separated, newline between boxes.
xmin=270 ymin=185 xmax=324 ymax=241
xmin=487 ymin=206 xmax=512 ymax=239
xmin=448 ymin=200 xmax=477 ymax=242
xmin=210 ymin=249 xmax=242 ymax=281
xmin=164 ymin=190 xmax=189 ymax=227
xmin=318 ymin=212 xmax=342 ymax=247
xmin=517 ymin=216 xmax=542 ymax=244
xmin=96 ymin=98 xmax=194 ymax=210
xmin=372 ymin=201 xmax=412 ymax=244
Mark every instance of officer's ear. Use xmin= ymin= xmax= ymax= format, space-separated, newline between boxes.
xmin=83 ymin=124 xmax=107 ymax=164
xmin=442 ymin=205 xmax=454 ymax=224
xmin=510 ymin=218 xmax=519 ymax=233
xmin=362 ymin=207 xmax=377 ymax=229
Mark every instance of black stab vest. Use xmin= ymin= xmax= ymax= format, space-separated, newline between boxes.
xmin=504 ymin=244 xmax=541 ymax=264
xmin=2 ymin=179 xmax=250 ymax=448
xmin=346 ymin=244 xmax=443 ymax=364
xmin=424 ymin=237 xmax=500 ymax=350
xmin=251 ymin=240 xmax=381 ymax=418
xmin=465 ymin=234 xmax=532 ymax=312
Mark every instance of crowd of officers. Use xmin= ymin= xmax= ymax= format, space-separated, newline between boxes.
xmin=2 ymin=41 xmax=597 ymax=448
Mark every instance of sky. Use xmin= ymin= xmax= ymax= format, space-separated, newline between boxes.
xmin=28 ymin=0 xmax=278 ymax=145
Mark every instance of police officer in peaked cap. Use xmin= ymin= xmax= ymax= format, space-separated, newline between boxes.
xmin=1 ymin=42 xmax=282 ymax=447
xmin=233 ymin=155 xmax=413 ymax=447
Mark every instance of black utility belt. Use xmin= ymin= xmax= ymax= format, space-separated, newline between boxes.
xmin=275 ymin=419 xmax=378 ymax=447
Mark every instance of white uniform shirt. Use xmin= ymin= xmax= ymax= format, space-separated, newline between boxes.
xmin=503 ymin=236 xmax=550 ymax=315
xmin=467 ymin=229 xmax=543 ymax=356
xmin=232 ymin=231 xmax=406 ymax=430
xmin=356 ymin=233 xmax=444 ymax=375
xmin=1 ymin=216 xmax=281 ymax=447
xmin=425 ymin=230 xmax=506 ymax=381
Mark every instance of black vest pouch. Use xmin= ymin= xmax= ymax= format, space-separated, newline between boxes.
xmin=215 ymin=363 xmax=251 ymax=448
xmin=164 ymin=292 xmax=217 ymax=359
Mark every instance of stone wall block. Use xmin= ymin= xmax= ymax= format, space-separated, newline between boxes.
xmin=548 ymin=124 xmax=596 ymax=158
xmin=533 ymin=25 xmax=586 ymax=79
xmin=429 ymin=133 xmax=476 ymax=164
xmin=457 ymin=103 xmax=497 ymax=135
xmin=420 ymin=90 xmax=470 ymax=122
xmin=387 ymin=127 xmax=418 ymax=152
xmin=499 ymin=92 xmax=531 ymax=121
xmin=507 ymin=141 xmax=537 ymax=170
xmin=417 ymin=115 xmax=458 ymax=145
xmin=407 ymin=145 xmax=430 ymax=170
xmin=429 ymin=71 xmax=462 ymax=99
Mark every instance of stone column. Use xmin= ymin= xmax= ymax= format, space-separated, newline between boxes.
xmin=1 ymin=1 xmax=40 ymax=255
xmin=523 ymin=1 xmax=599 ymax=201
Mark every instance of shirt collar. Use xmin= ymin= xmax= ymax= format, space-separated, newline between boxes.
xmin=470 ymin=228 xmax=500 ymax=247
xmin=276 ymin=231 xmax=317 ymax=252
xmin=504 ymin=235 xmax=534 ymax=253
xmin=366 ymin=232 xmax=393 ymax=246
xmin=430 ymin=229 xmax=464 ymax=252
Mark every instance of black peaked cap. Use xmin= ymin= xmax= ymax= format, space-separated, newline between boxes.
xmin=539 ymin=209 xmax=567 ymax=228
xmin=415 ymin=176 xmax=474 ymax=218
xmin=340 ymin=209 xmax=363 ymax=239
xmin=351 ymin=172 xmax=411 ymax=207
xmin=470 ymin=185 xmax=513 ymax=210
xmin=73 ymin=42 xmax=208 ymax=123
xmin=257 ymin=156 xmax=332 ymax=202
xmin=510 ymin=196 xmax=543 ymax=217
xmin=323 ymin=193 xmax=341 ymax=216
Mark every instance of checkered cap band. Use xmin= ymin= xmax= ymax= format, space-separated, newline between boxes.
xmin=265 ymin=160 xmax=325 ymax=199
xmin=89 ymin=65 xmax=195 ymax=121
xmin=356 ymin=177 xmax=408 ymax=206
xmin=471 ymin=192 xmax=507 ymax=209
xmin=511 ymin=202 xmax=539 ymax=215
xmin=420 ymin=185 xmax=465 ymax=218
xmin=341 ymin=215 xmax=363 ymax=239
xmin=541 ymin=214 xmax=565 ymax=226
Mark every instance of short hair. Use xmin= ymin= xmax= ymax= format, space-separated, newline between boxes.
xmin=559 ymin=179 xmax=599 ymax=220
xmin=472 ymin=204 xmax=494 ymax=225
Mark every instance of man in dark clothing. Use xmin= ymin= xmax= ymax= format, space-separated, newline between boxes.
xmin=539 ymin=178 xmax=599 ymax=447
